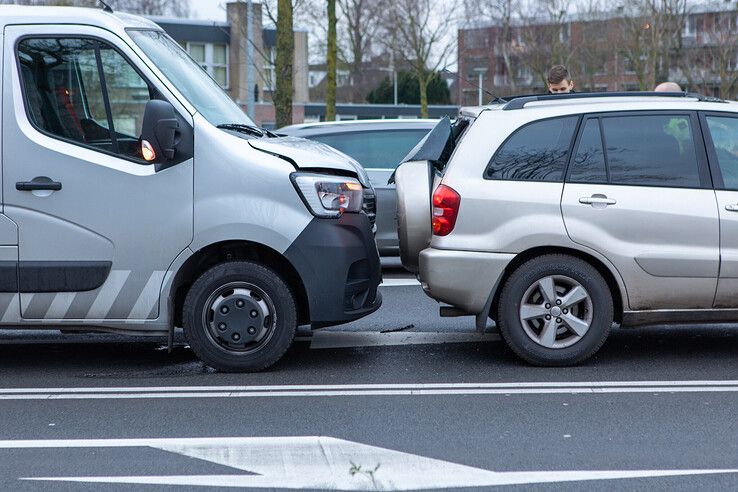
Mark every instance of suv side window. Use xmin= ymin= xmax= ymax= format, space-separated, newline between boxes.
xmin=704 ymin=115 xmax=738 ymax=190
xmin=569 ymin=118 xmax=607 ymax=183
xmin=568 ymin=114 xmax=702 ymax=188
xmin=484 ymin=116 xmax=578 ymax=182
xmin=602 ymin=115 xmax=700 ymax=188
xmin=17 ymin=37 xmax=154 ymax=162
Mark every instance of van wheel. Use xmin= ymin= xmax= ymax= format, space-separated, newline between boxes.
xmin=497 ymin=255 xmax=613 ymax=366
xmin=183 ymin=261 xmax=297 ymax=372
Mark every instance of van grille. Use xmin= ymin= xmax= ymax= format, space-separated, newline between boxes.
xmin=362 ymin=188 xmax=377 ymax=231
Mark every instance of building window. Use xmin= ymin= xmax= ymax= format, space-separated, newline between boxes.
xmin=264 ymin=47 xmax=276 ymax=92
xmin=185 ymin=42 xmax=229 ymax=89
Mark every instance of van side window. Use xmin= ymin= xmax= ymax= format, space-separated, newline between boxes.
xmin=601 ymin=115 xmax=700 ymax=188
xmin=569 ymin=119 xmax=607 ymax=183
xmin=705 ymin=116 xmax=738 ymax=190
xmin=17 ymin=37 xmax=154 ymax=162
xmin=484 ymin=116 xmax=577 ymax=182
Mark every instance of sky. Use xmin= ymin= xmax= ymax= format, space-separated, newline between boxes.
xmin=189 ymin=0 xmax=228 ymax=21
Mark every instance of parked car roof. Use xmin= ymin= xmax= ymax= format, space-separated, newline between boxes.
xmin=0 ymin=6 xmax=161 ymax=31
xmin=279 ymin=119 xmax=438 ymax=135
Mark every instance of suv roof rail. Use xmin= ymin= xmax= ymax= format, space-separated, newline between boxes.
xmin=502 ymin=91 xmax=725 ymax=111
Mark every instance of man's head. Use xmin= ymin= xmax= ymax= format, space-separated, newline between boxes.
xmin=654 ymin=81 xmax=683 ymax=92
xmin=547 ymin=65 xmax=574 ymax=94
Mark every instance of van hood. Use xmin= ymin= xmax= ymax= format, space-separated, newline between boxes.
xmin=249 ymin=136 xmax=371 ymax=187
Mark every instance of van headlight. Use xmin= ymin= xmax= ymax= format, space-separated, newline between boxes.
xmin=291 ymin=173 xmax=364 ymax=218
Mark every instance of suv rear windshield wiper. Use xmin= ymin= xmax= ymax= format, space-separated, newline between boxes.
xmin=216 ymin=123 xmax=278 ymax=138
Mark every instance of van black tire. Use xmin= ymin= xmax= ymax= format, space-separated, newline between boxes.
xmin=183 ymin=261 xmax=297 ymax=372
xmin=497 ymin=254 xmax=613 ymax=366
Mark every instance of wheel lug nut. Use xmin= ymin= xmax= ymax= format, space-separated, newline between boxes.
xmin=545 ymin=303 xmax=551 ymax=309
xmin=231 ymin=333 xmax=241 ymax=341
xmin=545 ymin=314 xmax=551 ymax=320
xmin=250 ymin=310 xmax=258 ymax=318
xmin=562 ymin=309 xmax=568 ymax=314
xmin=556 ymin=300 xmax=562 ymax=305
xmin=218 ymin=322 xmax=227 ymax=331
xmin=220 ymin=306 xmax=229 ymax=314
xmin=236 ymin=300 xmax=245 ymax=308
xmin=247 ymin=326 xmax=256 ymax=335
xmin=556 ymin=317 xmax=562 ymax=323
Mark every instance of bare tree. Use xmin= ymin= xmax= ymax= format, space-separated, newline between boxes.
xmin=275 ymin=0 xmax=294 ymax=128
xmin=113 ymin=0 xmax=189 ymax=16
xmin=326 ymin=0 xmax=337 ymax=120
xmin=464 ymin=0 xmax=517 ymax=91
xmin=382 ymin=0 xmax=456 ymax=117
xmin=518 ymin=0 xmax=573 ymax=89
xmin=680 ymin=10 xmax=738 ymax=99
xmin=339 ymin=0 xmax=385 ymax=102
xmin=571 ymin=0 xmax=608 ymax=91
xmin=618 ymin=0 xmax=687 ymax=90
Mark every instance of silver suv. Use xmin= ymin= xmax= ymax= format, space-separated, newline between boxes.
xmin=397 ymin=92 xmax=738 ymax=366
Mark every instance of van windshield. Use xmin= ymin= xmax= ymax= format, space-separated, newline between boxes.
xmin=128 ymin=29 xmax=255 ymax=127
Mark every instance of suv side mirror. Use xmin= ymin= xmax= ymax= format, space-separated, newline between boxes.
xmin=141 ymin=100 xmax=180 ymax=163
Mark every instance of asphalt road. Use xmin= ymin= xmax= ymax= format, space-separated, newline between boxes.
xmin=1 ymin=272 xmax=738 ymax=491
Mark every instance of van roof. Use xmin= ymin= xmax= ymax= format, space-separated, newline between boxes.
xmin=0 ymin=6 xmax=161 ymax=32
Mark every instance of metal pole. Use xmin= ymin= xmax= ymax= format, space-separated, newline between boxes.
xmin=246 ymin=0 xmax=255 ymax=119
xmin=478 ymin=72 xmax=483 ymax=106
xmin=391 ymin=51 xmax=397 ymax=105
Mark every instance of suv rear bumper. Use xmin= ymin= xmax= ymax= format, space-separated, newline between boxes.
xmin=419 ymin=248 xmax=514 ymax=315
xmin=285 ymin=213 xmax=382 ymax=328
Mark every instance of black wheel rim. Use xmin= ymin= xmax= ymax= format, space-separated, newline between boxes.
xmin=202 ymin=281 xmax=277 ymax=354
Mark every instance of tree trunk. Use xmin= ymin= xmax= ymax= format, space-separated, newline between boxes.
xmin=326 ymin=0 xmax=337 ymax=121
xmin=418 ymin=72 xmax=428 ymax=118
xmin=275 ymin=0 xmax=294 ymax=129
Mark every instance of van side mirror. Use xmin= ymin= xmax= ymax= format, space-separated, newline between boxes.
xmin=141 ymin=100 xmax=179 ymax=163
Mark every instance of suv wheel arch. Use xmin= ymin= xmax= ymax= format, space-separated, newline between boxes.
xmin=491 ymin=246 xmax=625 ymax=325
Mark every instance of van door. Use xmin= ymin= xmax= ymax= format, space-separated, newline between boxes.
xmin=700 ymin=113 xmax=738 ymax=308
xmin=561 ymin=112 xmax=718 ymax=310
xmin=2 ymin=25 xmax=193 ymax=322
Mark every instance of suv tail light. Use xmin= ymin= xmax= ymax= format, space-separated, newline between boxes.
xmin=432 ymin=184 xmax=461 ymax=236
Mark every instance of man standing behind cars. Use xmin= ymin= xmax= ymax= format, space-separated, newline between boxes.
xmin=547 ymin=65 xmax=575 ymax=93
xmin=654 ymin=81 xmax=683 ymax=92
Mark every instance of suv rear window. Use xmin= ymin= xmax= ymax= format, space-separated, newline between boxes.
xmin=569 ymin=114 xmax=701 ymax=188
xmin=484 ymin=116 xmax=578 ymax=182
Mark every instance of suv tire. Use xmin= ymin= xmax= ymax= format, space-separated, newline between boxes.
xmin=183 ymin=261 xmax=297 ymax=372
xmin=497 ymin=254 xmax=613 ymax=366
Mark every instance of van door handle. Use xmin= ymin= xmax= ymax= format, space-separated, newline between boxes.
xmin=579 ymin=194 xmax=616 ymax=206
xmin=725 ymin=204 xmax=738 ymax=212
xmin=16 ymin=180 xmax=62 ymax=191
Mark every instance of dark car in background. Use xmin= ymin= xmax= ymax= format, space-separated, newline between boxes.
xmin=279 ymin=119 xmax=436 ymax=256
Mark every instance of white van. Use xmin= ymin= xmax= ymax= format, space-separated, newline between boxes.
xmin=0 ymin=6 xmax=382 ymax=371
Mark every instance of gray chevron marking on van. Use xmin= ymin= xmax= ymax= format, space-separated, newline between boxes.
xmin=85 ymin=270 xmax=130 ymax=319
xmin=128 ymin=270 xmax=165 ymax=319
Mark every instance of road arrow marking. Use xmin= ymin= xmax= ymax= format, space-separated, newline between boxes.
xmin=1 ymin=436 xmax=736 ymax=490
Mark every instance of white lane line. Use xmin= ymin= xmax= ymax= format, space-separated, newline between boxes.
xmin=2 ymin=381 xmax=738 ymax=400
xmin=380 ymin=278 xmax=420 ymax=287
xmin=7 ymin=436 xmax=738 ymax=490
xmin=309 ymin=331 xmax=500 ymax=349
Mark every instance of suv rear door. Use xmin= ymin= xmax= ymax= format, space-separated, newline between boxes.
xmin=700 ymin=112 xmax=738 ymax=308
xmin=561 ymin=111 xmax=718 ymax=310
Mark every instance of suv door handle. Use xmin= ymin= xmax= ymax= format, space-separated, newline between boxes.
xmin=579 ymin=195 xmax=616 ymax=206
xmin=16 ymin=180 xmax=62 ymax=191
xmin=725 ymin=204 xmax=738 ymax=212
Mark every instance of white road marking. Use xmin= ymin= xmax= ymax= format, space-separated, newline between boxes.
xmin=380 ymin=278 xmax=420 ymax=287
xmin=2 ymin=381 xmax=738 ymax=400
xmin=2 ymin=436 xmax=735 ymax=490
xmin=309 ymin=331 xmax=500 ymax=349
